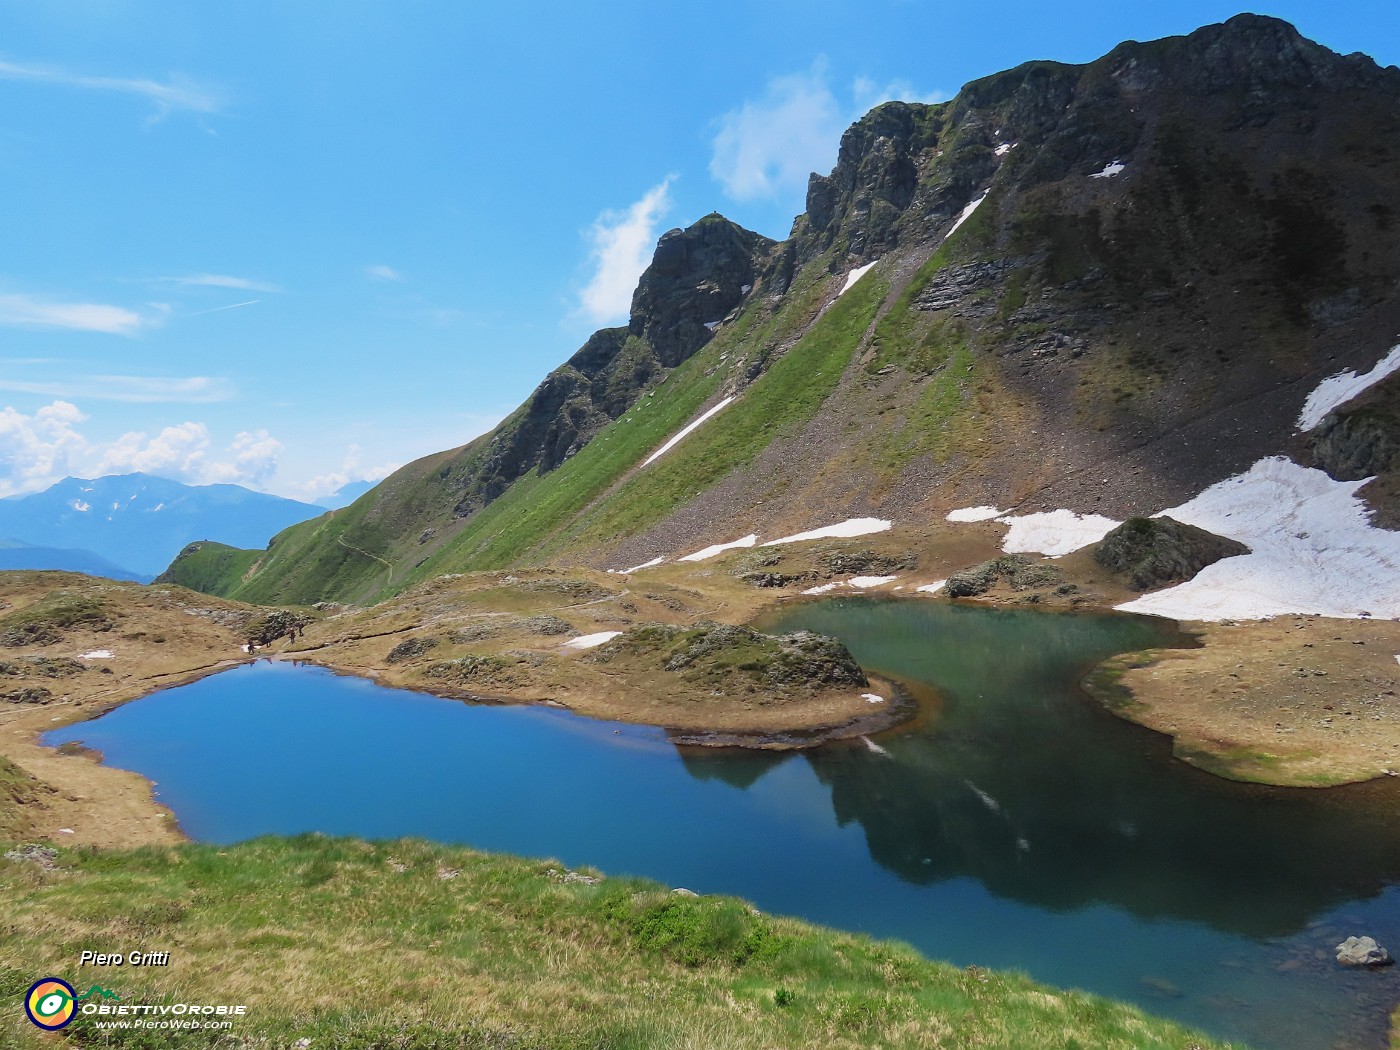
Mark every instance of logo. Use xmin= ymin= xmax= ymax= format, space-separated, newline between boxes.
xmin=24 ymin=978 xmax=77 ymax=1030
xmin=23 ymin=979 xmax=121 ymax=1030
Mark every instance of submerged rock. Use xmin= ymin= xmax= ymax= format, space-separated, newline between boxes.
xmin=1335 ymin=935 xmax=1392 ymax=967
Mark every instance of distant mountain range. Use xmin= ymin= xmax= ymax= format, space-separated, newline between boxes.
xmin=0 ymin=474 xmax=326 ymax=578
xmin=0 ymin=539 xmax=151 ymax=583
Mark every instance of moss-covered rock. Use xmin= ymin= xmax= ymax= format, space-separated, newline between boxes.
xmin=0 ymin=593 xmax=112 ymax=647
xmin=946 ymin=555 xmax=1060 ymax=597
xmin=1093 ymin=516 xmax=1249 ymax=590
xmin=386 ymin=635 xmax=439 ymax=663
xmin=591 ymin=621 xmax=866 ymax=695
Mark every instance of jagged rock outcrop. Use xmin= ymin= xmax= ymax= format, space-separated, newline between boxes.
xmin=450 ymin=215 xmax=773 ymax=515
xmin=630 ymin=215 xmax=774 ymax=367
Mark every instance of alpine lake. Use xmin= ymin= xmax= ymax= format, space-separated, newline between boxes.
xmin=46 ymin=598 xmax=1400 ymax=1050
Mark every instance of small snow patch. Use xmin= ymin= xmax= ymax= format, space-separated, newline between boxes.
xmin=838 ymin=261 xmax=877 ymax=297
xmin=1296 ymin=344 xmax=1400 ymax=432
xmin=850 ymin=575 xmax=898 ymax=588
xmin=916 ymin=580 xmax=947 ymax=594
xmin=679 ymin=534 xmax=757 ymax=563
xmin=618 ymin=557 xmax=665 ymax=574
xmin=1089 ymin=161 xmax=1126 ymax=179
xmin=70 ymin=500 xmax=90 ymax=512
xmin=762 ymin=518 xmax=892 ymax=546
xmin=945 ymin=191 xmax=989 ymax=242
xmin=861 ymin=693 xmax=885 ymax=704
xmin=947 ymin=506 xmax=1008 ymax=523
xmin=996 ymin=509 xmax=1119 ymax=558
xmin=79 ymin=650 xmax=114 ymax=660
xmin=641 ymin=396 xmax=735 ymax=467
xmin=801 ymin=582 xmax=844 ymax=595
xmin=994 ymin=142 xmax=1016 ymax=157
xmin=703 ymin=320 xmax=721 ymax=332
xmin=565 ymin=631 xmax=623 ymax=650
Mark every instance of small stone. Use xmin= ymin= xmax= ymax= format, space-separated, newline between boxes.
xmin=1335 ymin=935 xmax=1393 ymax=967
xmin=672 ymin=887 xmax=699 ymax=897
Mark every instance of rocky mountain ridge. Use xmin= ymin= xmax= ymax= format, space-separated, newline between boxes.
xmin=164 ymin=14 xmax=1400 ymax=607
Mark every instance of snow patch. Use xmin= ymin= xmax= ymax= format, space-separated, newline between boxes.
xmin=838 ymin=261 xmax=877 ymax=297
xmin=617 ymin=556 xmax=665 ymax=575
xmin=916 ymin=580 xmax=947 ymax=594
xmin=1296 ymin=344 xmax=1400 ymax=432
xmin=861 ymin=693 xmax=885 ymax=704
xmin=1089 ymin=161 xmax=1126 ymax=179
xmin=151 ymin=502 xmax=165 ymax=512
xmin=641 ymin=396 xmax=735 ymax=467
xmin=79 ymin=650 xmax=114 ymax=660
xmin=70 ymin=500 xmax=90 ymax=512
xmin=703 ymin=320 xmax=721 ymax=332
xmin=762 ymin=518 xmax=892 ymax=546
xmin=945 ymin=191 xmax=989 ymax=242
xmin=679 ymin=534 xmax=758 ymax=562
xmin=947 ymin=505 xmax=1008 ymax=523
xmin=740 ymin=284 xmax=751 ymax=295
xmin=801 ymin=582 xmax=844 ymax=595
xmin=565 ymin=631 xmax=623 ymax=650
xmin=996 ymin=509 xmax=1120 ymax=557
xmin=994 ymin=142 xmax=1016 ymax=157
xmin=1116 ymin=456 xmax=1400 ymax=621
xmin=850 ymin=575 xmax=898 ymax=588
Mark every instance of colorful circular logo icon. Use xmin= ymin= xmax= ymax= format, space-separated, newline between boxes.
xmin=25 ymin=978 xmax=77 ymax=1030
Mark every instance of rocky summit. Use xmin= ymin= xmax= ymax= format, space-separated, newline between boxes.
xmin=163 ymin=14 xmax=1400 ymax=607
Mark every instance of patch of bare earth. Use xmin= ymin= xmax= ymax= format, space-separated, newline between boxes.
xmin=1099 ymin=616 xmax=1400 ymax=786
xmin=0 ymin=572 xmax=257 ymax=847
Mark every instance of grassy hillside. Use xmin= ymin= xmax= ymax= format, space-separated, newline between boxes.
xmin=0 ymin=836 xmax=1238 ymax=1049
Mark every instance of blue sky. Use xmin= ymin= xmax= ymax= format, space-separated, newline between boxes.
xmin=1 ymin=1 xmax=1395 ymax=500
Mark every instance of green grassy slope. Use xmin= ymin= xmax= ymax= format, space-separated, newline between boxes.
xmin=0 ymin=836 xmax=1240 ymax=1049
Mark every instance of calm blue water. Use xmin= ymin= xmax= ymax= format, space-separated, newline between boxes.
xmin=46 ymin=600 xmax=1400 ymax=1050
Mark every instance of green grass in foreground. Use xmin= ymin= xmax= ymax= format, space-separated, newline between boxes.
xmin=0 ymin=836 xmax=1237 ymax=1049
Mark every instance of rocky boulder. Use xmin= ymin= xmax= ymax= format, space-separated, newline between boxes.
xmin=1335 ymin=935 xmax=1393 ymax=967
xmin=1093 ymin=516 xmax=1249 ymax=591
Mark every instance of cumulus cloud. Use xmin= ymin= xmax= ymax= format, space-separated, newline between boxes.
xmin=0 ymin=400 xmax=285 ymax=496
xmin=710 ymin=63 xmax=946 ymax=204
xmin=291 ymin=444 xmax=399 ymax=501
xmin=575 ymin=178 xmax=675 ymax=326
xmin=0 ymin=401 xmax=89 ymax=492
xmin=0 ymin=58 xmax=223 ymax=120
xmin=0 ymin=292 xmax=149 ymax=335
xmin=365 ymin=265 xmax=404 ymax=282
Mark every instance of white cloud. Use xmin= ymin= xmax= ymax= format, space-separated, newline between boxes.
xmin=575 ymin=177 xmax=675 ymax=326
xmin=709 ymin=62 xmax=945 ymax=204
xmin=0 ymin=58 xmax=223 ymax=120
xmin=0 ymin=292 xmax=148 ymax=335
xmin=365 ymin=265 xmax=404 ymax=282
xmin=158 ymin=273 xmax=282 ymax=293
xmin=95 ymin=424 xmax=283 ymax=488
xmin=0 ymin=401 xmax=286 ymax=496
xmin=0 ymin=401 xmax=88 ymax=492
xmin=289 ymin=444 xmax=398 ymax=500
xmin=96 ymin=422 xmax=212 ymax=478
xmin=0 ymin=375 xmax=232 ymax=403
